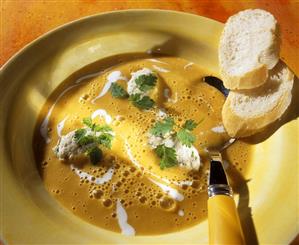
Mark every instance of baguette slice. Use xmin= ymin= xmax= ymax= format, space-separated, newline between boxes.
xmin=219 ymin=9 xmax=280 ymax=90
xmin=222 ymin=61 xmax=294 ymax=137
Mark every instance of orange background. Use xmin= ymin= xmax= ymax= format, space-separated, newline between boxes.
xmin=1 ymin=0 xmax=299 ymax=76
xmin=1 ymin=0 xmax=298 ymax=243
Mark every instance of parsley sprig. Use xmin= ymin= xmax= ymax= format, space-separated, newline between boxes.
xmin=87 ymin=147 xmax=103 ymax=165
xmin=110 ymin=83 xmax=128 ymax=98
xmin=129 ymin=93 xmax=155 ymax=110
xmin=131 ymin=74 xmax=157 ymax=109
xmin=183 ymin=119 xmax=198 ymax=131
xmin=176 ymin=129 xmax=196 ymax=147
xmin=109 ymin=72 xmax=157 ymax=110
xmin=176 ymin=119 xmax=202 ymax=147
xmin=135 ymin=74 xmax=157 ymax=92
xmin=150 ymin=117 xmax=174 ymax=137
xmin=74 ymin=117 xmax=114 ymax=165
xmin=150 ymin=117 xmax=201 ymax=169
xmin=155 ymin=144 xmax=178 ymax=169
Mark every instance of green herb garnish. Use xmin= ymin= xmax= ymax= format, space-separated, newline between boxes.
xmin=77 ymin=135 xmax=96 ymax=146
xmin=87 ymin=146 xmax=103 ymax=165
xmin=96 ymin=133 xmax=113 ymax=149
xmin=155 ymin=144 xmax=178 ymax=169
xmin=176 ymin=128 xmax=196 ymax=147
xmin=149 ymin=117 xmax=201 ymax=169
xmin=74 ymin=118 xmax=114 ymax=165
xmin=110 ymin=83 xmax=129 ymax=98
xmin=135 ymin=74 xmax=157 ymax=92
xmin=129 ymin=94 xmax=155 ymax=110
xmin=182 ymin=119 xmax=198 ymax=131
xmin=74 ymin=128 xmax=87 ymax=142
xmin=150 ymin=117 xmax=174 ymax=137
xmin=82 ymin=117 xmax=99 ymax=131
xmin=177 ymin=119 xmax=200 ymax=147
xmin=109 ymin=72 xmax=157 ymax=109
xmin=82 ymin=117 xmax=93 ymax=128
xmin=94 ymin=125 xmax=113 ymax=133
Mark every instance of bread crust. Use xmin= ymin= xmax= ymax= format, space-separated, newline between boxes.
xmin=222 ymin=63 xmax=294 ymax=138
xmin=219 ymin=9 xmax=279 ymax=90
xmin=221 ymin=64 xmax=268 ymax=90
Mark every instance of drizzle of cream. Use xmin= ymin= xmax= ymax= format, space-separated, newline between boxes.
xmin=125 ymin=140 xmax=168 ymax=182
xmin=178 ymin=209 xmax=185 ymax=217
xmin=152 ymin=65 xmax=170 ymax=73
xmin=123 ymin=138 xmax=193 ymax=190
xmin=148 ymin=58 xmax=167 ymax=64
xmin=173 ymin=180 xmax=193 ymax=187
xmin=211 ymin=125 xmax=226 ymax=133
xmin=40 ymin=84 xmax=81 ymax=144
xmin=70 ymin=164 xmax=114 ymax=185
xmin=156 ymin=109 xmax=167 ymax=119
xmin=92 ymin=71 xmax=127 ymax=103
xmin=116 ymin=199 xmax=136 ymax=236
xmin=56 ymin=116 xmax=69 ymax=137
xmin=168 ymin=93 xmax=178 ymax=103
xmin=169 ymin=92 xmax=178 ymax=103
xmin=91 ymin=109 xmax=113 ymax=124
xmin=115 ymin=115 xmax=125 ymax=121
xmin=124 ymin=140 xmax=142 ymax=168
xmin=184 ymin=62 xmax=194 ymax=70
xmin=124 ymin=139 xmax=192 ymax=188
xmin=163 ymin=88 xmax=177 ymax=103
xmin=163 ymin=88 xmax=170 ymax=98
xmin=150 ymin=178 xmax=184 ymax=202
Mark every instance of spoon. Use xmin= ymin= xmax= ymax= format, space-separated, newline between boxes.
xmin=204 ymin=76 xmax=229 ymax=97
xmin=203 ymin=76 xmax=245 ymax=244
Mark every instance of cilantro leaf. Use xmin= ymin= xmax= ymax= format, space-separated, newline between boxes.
xmin=96 ymin=133 xmax=113 ymax=149
xmin=183 ymin=120 xmax=198 ymax=131
xmin=72 ymin=118 xmax=115 ymax=165
xmin=155 ymin=144 xmax=178 ymax=169
xmin=77 ymin=135 xmax=96 ymax=146
xmin=74 ymin=128 xmax=87 ymax=142
xmin=82 ymin=117 xmax=93 ymax=128
xmin=110 ymin=83 xmax=128 ymax=98
xmin=129 ymin=94 xmax=155 ymax=110
xmin=150 ymin=117 xmax=174 ymax=137
xmin=177 ymin=128 xmax=196 ymax=147
xmin=74 ymin=129 xmax=96 ymax=146
xmin=80 ymin=118 xmax=114 ymax=148
xmin=87 ymin=146 xmax=103 ymax=165
xmin=135 ymin=74 xmax=157 ymax=92
xmin=94 ymin=125 xmax=112 ymax=133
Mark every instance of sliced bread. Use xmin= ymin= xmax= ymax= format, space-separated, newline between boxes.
xmin=219 ymin=9 xmax=280 ymax=90
xmin=222 ymin=61 xmax=294 ymax=137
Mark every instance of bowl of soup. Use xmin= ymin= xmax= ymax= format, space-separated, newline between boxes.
xmin=0 ymin=10 xmax=298 ymax=244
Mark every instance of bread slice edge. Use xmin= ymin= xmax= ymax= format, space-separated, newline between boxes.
xmin=221 ymin=63 xmax=269 ymax=90
xmin=222 ymin=63 xmax=294 ymax=138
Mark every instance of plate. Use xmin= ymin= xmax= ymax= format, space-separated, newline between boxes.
xmin=0 ymin=10 xmax=298 ymax=244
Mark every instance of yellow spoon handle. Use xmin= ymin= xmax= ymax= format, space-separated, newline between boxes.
xmin=208 ymin=195 xmax=245 ymax=245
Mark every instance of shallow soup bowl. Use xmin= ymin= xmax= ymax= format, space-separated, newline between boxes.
xmin=0 ymin=10 xmax=298 ymax=244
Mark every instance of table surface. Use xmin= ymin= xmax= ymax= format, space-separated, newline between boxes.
xmin=1 ymin=1 xmax=298 ymax=244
